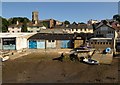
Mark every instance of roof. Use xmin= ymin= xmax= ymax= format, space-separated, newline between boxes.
xmin=39 ymin=29 xmax=64 ymax=34
xmin=90 ymin=38 xmax=112 ymax=40
xmin=28 ymin=33 xmax=74 ymax=40
xmin=28 ymin=33 xmax=93 ymax=40
xmin=95 ymin=21 xmax=116 ymax=30
xmin=0 ymin=33 xmax=36 ymax=39
xmin=66 ymin=23 xmax=93 ymax=29
xmin=27 ymin=22 xmax=43 ymax=27
xmin=8 ymin=23 xmax=23 ymax=28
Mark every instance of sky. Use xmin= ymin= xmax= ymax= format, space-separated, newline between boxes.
xmin=2 ymin=2 xmax=118 ymax=23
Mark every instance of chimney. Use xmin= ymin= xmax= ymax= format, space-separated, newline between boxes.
xmin=16 ymin=21 xmax=19 ymax=25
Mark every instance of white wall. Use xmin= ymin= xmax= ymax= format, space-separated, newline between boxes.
xmin=8 ymin=27 xmax=22 ymax=33
xmin=46 ymin=40 xmax=56 ymax=48
xmin=16 ymin=37 xmax=28 ymax=50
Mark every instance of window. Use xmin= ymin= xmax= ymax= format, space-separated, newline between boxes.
xmin=18 ymin=31 xmax=19 ymax=32
xmin=12 ymin=31 xmax=14 ymax=33
xmin=81 ymin=29 xmax=82 ymax=31
xmin=106 ymin=42 xmax=108 ymax=44
xmin=109 ymin=42 xmax=111 ymax=44
xmin=52 ymin=40 xmax=55 ymax=42
xmin=91 ymin=42 xmax=93 ymax=44
xmin=12 ymin=27 xmax=14 ymax=29
xmin=85 ymin=29 xmax=86 ymax=31
xmin=76 ymin=29 xmax=78 ymax=31
xmin=48 ymin=40 xmax=51 ymax=42
xmin=97 ymin=42 xmax=99 ymax=44
xmin=95 ymin=42 xmax=96 ymax=44
xmin=72 ymin=29 xmax=74 ymax=31
xmin=100 ymin=42 xmax=102 ymax=44
xmin=103 ymin=42 xmax=105 ymax=44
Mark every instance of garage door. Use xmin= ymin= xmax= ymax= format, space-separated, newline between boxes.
xmin=61 ymin=40 xmax=71 ymax=48
xmin=37 ymin=40 xmax=45 ymax=49
xmin=29 ymin=40 xmax=37 ymax=49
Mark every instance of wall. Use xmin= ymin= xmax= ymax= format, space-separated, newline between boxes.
xmin=94 ymin=25 xmax=115 ymax=38
xmin=46 ymin=40 xmax=56 ymax=48
xmin=74 ymin=40 xmax=83 ymax=48
xmin=8 ymin=27 xmax=22 ymax=33
xmin=0 ymin=38 xmax=2 ymax=50
xmin=90 ymin=39 xmax=113 ymax=50
xmin=16 ymin=37 xmax=28 ymax=50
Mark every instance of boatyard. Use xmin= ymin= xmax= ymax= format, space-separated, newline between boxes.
xmin=2 ymin=49 xmax=119 ymax=83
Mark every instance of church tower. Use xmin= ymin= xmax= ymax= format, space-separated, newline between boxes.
xmin=32 ymin=11 xmax=39 ymax=24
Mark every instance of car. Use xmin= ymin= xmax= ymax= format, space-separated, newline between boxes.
xmin=82 ymin=58 xmax=99 ymax=65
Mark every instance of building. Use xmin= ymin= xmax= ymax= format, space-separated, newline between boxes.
xmin=27 ymin=22 xmax=46 ymax=32
xmin=40 ymin=19 xmax=63 ymax=29
xmin=0 ymin=33 xmax=35 ymax=50
xmin=87 ymin=19 xmax=99 ymax=25
xmin=63 ymin=23 xmax=93 ymax=34
xmin=8 ymin=21 xmax=23 ymax=33
xmin=94 ymin=20 xmax=118 ymax=38
xmin=27 ymin=11 xmax=46 ymax=32
xmin=28 ymin=33 xmax=75 ymax=49
xmin=90 ymin=38 xmax=114 ymax=50
xmin=32 ymin=11 xmax=39 ymax=24
xmin=90 ymin=20 xmax=118 ymax=50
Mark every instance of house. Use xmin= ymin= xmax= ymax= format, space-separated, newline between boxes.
xmin=87 ymin=19 xmax=99 ymax=25
xmin=27 ymin=22 xmax=46 ymax=32
xmin=0 ymin=33 xmax=35 ymax=50
xmin=8 ymin=21 xmax=23 ymax=33
xmin=40 ymin=19 xmax=63 ymax=29
xmin=63 ymin=23 xmax=93 ymax=34
xmin=90 ymin=20 xmax=118 ymax=50
xmin=94 ymin=20 xmax=118 ymax=38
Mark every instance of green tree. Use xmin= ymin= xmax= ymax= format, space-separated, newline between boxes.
xmin=113 ymin=14 xmax=120 ymax=23
xmin=41 ymin=21 xmax=49 ymax=28
xmin=0 ymin=16 xmax=9 ymax=32
xmin=21 ymin=19 xmax=28 ymax=32
xmin=64 ymin=20 xmax=70 ymax=25
xmin=8 ymin=17 xmax=30 ymax=25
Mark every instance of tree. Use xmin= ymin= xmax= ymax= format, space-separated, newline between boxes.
xmin=113 ymin=14 xmax=120 ymax=23
xmin=41 ymin=21 xmax=49 ymax=28
xmin=8 ymin=17 xmax=30 ymax=25
xmin=0 ymin=16 xmax=9 ymax=32
xmin=64 ymin=20 xmax=70 ymax=25
xmin=21 ymin=19 xmax=28 ymax=32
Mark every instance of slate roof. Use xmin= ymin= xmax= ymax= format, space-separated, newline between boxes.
xmin=28 ymin=33 xmax=93 ymax=40
xmin=27 ymin=22 xmax=43 ymax=27
xmin=28 ymin=33 xmax=74 ymax=40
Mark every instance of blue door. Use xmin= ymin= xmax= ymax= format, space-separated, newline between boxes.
xmin=29 ymin=40 xmax=37 ymax=49
xmin=61 ymin=40 xmax=71 ymax=48
xmin=37 ymin=41 xmax=45 ymax=49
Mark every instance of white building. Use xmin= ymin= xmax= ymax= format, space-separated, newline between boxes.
xmin=8 ymin=21 xmax=22 ymax=33
xmin=0 ymin=33 xmax=35 ymax=50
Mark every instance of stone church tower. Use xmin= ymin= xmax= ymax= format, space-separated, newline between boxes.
xmin=32 ymin=11 xmax=39 ymax=24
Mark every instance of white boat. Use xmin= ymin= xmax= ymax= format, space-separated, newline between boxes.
xmin=1 ymin=56 xmax=9 ymax=62
xmin=83 ymin=58 xmax=99 ymax=65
